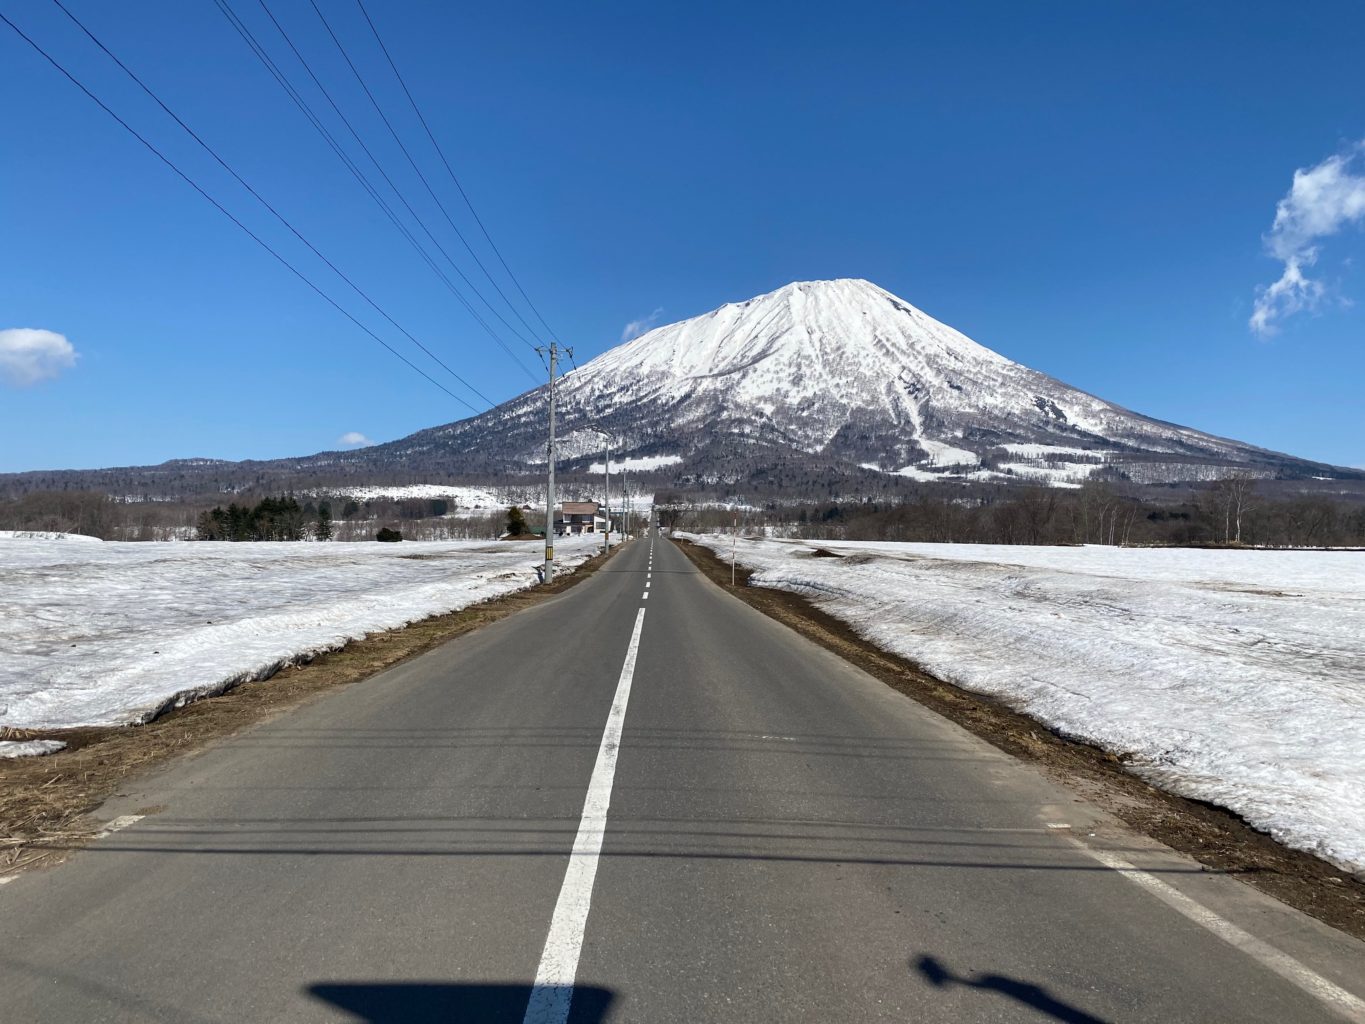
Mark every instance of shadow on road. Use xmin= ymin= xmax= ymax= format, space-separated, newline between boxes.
xmin=307 ymin=982 xmax=613 ymax=1023
xmin=914 ymin=954 xmax=1110 ymax=1024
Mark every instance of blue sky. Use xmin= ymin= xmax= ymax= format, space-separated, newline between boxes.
xmin=2 ymin=0 xmax=1363 ymax=473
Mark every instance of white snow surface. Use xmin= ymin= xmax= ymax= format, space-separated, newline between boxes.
xmin=306 ymin=484 xmax=529 ymax=506
xmin=0 ymin=535 xmax=598 ymax=730
xmin=998 ymin=443 xmax=1111 ymax=459
xmin=996 ymin=462 xmax=1096 ymax=487
xmin=0 ymin=739 xmax=67 ymax=758
xmin=0 ymin=531 xmax=102 ymax=543
xmin=586 ymin=454 xmax=683 ymax=473
xmin=916 ymin=439 xmax=980 ymax=467
xmin=680 ymin=534 xmax=1365 ymax=875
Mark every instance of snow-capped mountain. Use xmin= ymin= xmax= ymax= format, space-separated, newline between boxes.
xmin=397 ymin=278 xmax=1343 ymax=489
xmin=3 ymin=279 xmax=1355 ymax=499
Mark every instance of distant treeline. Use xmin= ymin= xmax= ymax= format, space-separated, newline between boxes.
xmin=195 ymin=496 xmax=332 ymax=542
xmin=665 ymin=479 xmax=1365 ymax=549
xmin=5 ymin=477 xmax=1364 ymax=548
xmin=0 ymin=491 xmax=512 ymax=542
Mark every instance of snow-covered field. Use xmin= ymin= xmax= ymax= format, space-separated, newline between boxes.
xmin=0 ymin=534 xmax=597 ymax=732
xmin=681 ymin=534 xmax=1365 ymax=876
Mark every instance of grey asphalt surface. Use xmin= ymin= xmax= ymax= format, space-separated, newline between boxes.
xmin=2 ymin=529 xmax=1363 ymax=1023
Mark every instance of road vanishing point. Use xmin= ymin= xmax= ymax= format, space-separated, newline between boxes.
xmin=3 ymin=530 xmax=1364 ymax=1023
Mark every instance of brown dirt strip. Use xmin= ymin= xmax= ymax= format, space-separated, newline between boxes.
xmin=0 ymin=545 xmax=617 ymax=876
xmin=674 ymin=537 xmax=1365 ymax=942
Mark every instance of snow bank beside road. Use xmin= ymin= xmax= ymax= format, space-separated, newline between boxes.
xmin=0 ymin=739 xmax=67 ymax=758
xmin=0 ymin=535 xmax=597 ymax=731
xmin=682 ymin=534 xmax=1365 ymax=876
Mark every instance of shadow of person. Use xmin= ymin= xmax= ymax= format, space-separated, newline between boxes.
xmin=308 ymin=982 xmax=613 ymax=1024
xmin=915 ymin=954 xmax=1111 ymax=1024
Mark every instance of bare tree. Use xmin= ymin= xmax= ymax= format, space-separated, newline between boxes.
xmin=1210 ymin=475 xmax=1257 ymax=544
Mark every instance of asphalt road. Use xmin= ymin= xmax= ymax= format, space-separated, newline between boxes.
xmin=3 ymin=529 xmax=1363 ymax=1023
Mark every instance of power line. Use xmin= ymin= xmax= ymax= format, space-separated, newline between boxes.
xmin=245 ymin=0 xmax=540 ymax=382
xmin=213 ymin=0 xmax=537 ymax=385
xmin=355 ymin=0 xmax=563 ymax=345
xmin=212 ymin=0 xmax=501 ymax=356
xmin=310 ymin=0 xmax=543 ymax=349
xmin=282 ymin=0 xmax=537 ymax=357
xmin=244 ymin=0 xmax=542 ymax=381
xmin=47 ymin=0 xmax=495 ymax=409
xmin=0 ymin=7 xmax=480 ymax=414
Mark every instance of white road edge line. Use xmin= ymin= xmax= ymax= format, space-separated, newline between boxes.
xmin=1073 ymin=841 xmax=1365 ymax=1022
xmin=1 ymin=815 xmax=146 ymax=888
xmin=522 ymin=607 xmax=647 ymax=1024
xmin=95 ymin=814 xmax=144 ymax=839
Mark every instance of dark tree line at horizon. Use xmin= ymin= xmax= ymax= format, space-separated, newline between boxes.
xmin=194 ymin=496 xmax=331 ymax=542
xmin=3 ymin=477 xmax=1364 ymax=548
xmin=665 ymin=479 xmax=1365 ymax=549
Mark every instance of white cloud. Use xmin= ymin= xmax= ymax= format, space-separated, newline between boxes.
xmin=0 ymin=328 xmax=78 ymax=387
xmin=337 ymin=431 xmax=375 ymax=447
xmin=620 ymin=307 xmax=664 ymax=342
xmin=1251 ymin=142 xmax=1365 ymax=336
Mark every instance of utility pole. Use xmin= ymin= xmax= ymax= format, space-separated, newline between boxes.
xmin=590 ymin=428 xmax=612 ymax=555
xmin=538 ymin=342 xmax=569 ymax=584
xmin=731 ymin=510 xmax=738 ymax=586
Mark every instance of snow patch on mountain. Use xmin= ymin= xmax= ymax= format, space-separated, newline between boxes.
xmin=308 ymin=485 xmax=533 ymax=506
xmin=586 ymin=455 xmax=684 ymax=474
xmin=1000 ymin=443 xmax=1112 ymax=459
xmin=918 ymin=439 xmax=980 ymax=467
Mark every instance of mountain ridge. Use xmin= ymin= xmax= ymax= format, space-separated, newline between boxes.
xmin=394 ymin=277 xmax=1338 ymax=488
xmin=2 ymin=279 xmax=1359 ymax=499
